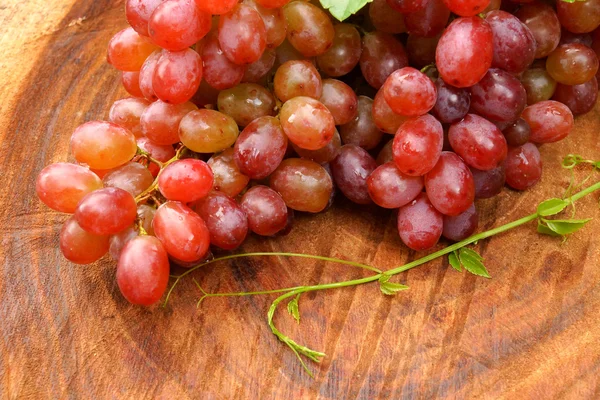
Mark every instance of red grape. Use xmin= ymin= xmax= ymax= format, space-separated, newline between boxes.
xmin=201 ymin=32 xmax=246 ymax=91
xmin=280 ymin=97 xmax=335 ymax=150
xmin=397 ymin=193 xmax=443 ymax=251
xmin=392 ymin=114 xmax=443 ymax=176
xmin=208 ymin=148 xmax=250 ymax=197
xmin=367 ymin=162 xmax=424 ymax=209
xmin=245 ymin=0 xmax=287 ymax=49
xmin=107 ymin=27 xmax=160 ymax=71
xmin=546 ymin=43 xmax=599 ymax=86
xmin=153 ymin=49 xmax=202 ymax=104
xmin=319 ymin=79 xmax=358 ymax=126
xmin=126 ymin=0 xmax=166 ymax=37
xmin=316 ymin=24 xmax=362 ymax=77
xmin=330 ymin=145 xmax=377 ymax=205
xmin=195 ymin=0 xmax=237 ymax=14
xmin=470 ymin=68 xmax=527 ymax=122
xmin=242 ymin=48 xmax=277 ymax=83
xmin=486 ymin=10 xmax=536 ymax=74
xmin=442 ymin=0 xmax=490 ymax=17
xmin=241 ymin=186 xmax=289 ymax=236
xmin=148 ymin=0 xmax=211 ymax=51
xmin=557 ymin=0 xmax=600 ymax=34
xmin=219 ymin=4 xmax=267 ymax=65
xmin=442 ymin=204 xmax=478 ymax=242
xmin=522 ymin=100 xmax=574 ymax=143
xmin=194 ymin=191 xmax=248 ymax=250
xmin=339 ymin=96 xmax=384 ymax=150
xmin=274 ymin=60 xmax=322 ymax=102
xmin=60 ymin=217 xmax=110 ymax=264
xmin=293 ymin=129 xmax=342 ymax=164
xmin=552 ymin=77 xmax=599 ymax=115
xmin=75 ymin=187 xmax=138 ymax=235
xmin=158 ymin=159 xmax=213 ymax=202
xmin=122 ymin=71 xmax=144 ymax=98
xmin=382 ymin=67 xmax=437 ymax=117
xmin=515 ymin=3 xmax=560 ymax=59
xmin=504 ymin=143 xmax=542 ymax=190
xmin=283 ymin=1 xmax=335 ymax=57
xmin=140 ymin=100 xmax=197 ymax=145
xmin=424 ymin=152 xmax=475 ymax=216
xmin=360 ymin=32 xmax=408 ymax=89
xmin=109 ymin=97 xmax=150 ymax=138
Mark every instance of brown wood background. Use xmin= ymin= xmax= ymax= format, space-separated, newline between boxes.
xmin=1 ymin=1 xmax=600 ymax=398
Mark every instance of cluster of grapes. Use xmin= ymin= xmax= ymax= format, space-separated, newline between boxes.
xmin=36 ymin=0 xmax=599 ymax=306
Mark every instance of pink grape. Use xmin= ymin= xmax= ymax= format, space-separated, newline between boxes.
xmin=397 ymin=193 xmax=443 ymax=251
xmin=367 ymin=162 xmax=424 ymax=209
xmin=60 ymin=217 xmax=110 ymax=265
xmin=392 ymin=114 xmax=443 ymax=176
xmin=158 ymin=159 xmax=214 ymax=203
xmin=75 ymin=187 xmax=138 ymax=235
xmin=424 ymin=152 xmax=475 ymax=216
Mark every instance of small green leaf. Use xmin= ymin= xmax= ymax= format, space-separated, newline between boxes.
xmin=449 ymin=251 xmax=461 ymax=272
xmin=537 ymin=222 xmax=563 ymax=237
xmin=319 ymin=0 xmax=373 ymax=21
xmin=379 ymin=274 xmax=409 ymax=295
xmin=543 ymin=218 xmax=592 ymax=236
xmin=537 ymin=198 xmax=569 ymax=217
xmin=458 ymin=248 xmax=490 ymax=278
xmin=286 ymin=294 xmax=301 ymax=324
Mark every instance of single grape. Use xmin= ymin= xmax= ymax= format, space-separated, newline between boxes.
xmin=470 ymin=68 xmax=527 ymax=122
xmin=75 ymin=187 xmax=138 ymax=235
xmin=234 ymin=116 xmax=288 ymax=179
xmin=122 ymin=71 xmax=144 ymax=98
xmin=552 ymin=77 xmax=599 ymax=115
xmin=274 ymin=60 xmax=322 ymax=102
xmin=406 ymin=34 xmax=440 ymax=68
xmin=201 ymin=32 xmax=246 ymax=91
xmin=240 ymin=186 xmax=289 ymax=236
xmin=470 ymin=165 xmax=505 ymax=199
xmin=242 ymin=48 xmax=277 ymax=83
xmin=392 ymin=114 xmax=444 ymax=176
xmin=148 ymin=0 xmax=211 ymax=51
xmin=319 ymin=79 xmax=358 ymax=126
xmin=270 ymin=158 xmax=333 ymax=212
xmin=372 ymin=89 xmax=408 ymax=134
xmin=360 ymin=32 xmax=408 ymax=89
xmin=60 ymin=217 xmax=110 ymax=264
xmin=71 ymin=121 xmax=137 ymax=170
xmin=369 ymin=0 xmax=407 ymax=34
xmin=316 ymin=24 xmax=362 ymax=77
xmin=502 ymin=118 xmax=531 ymax=146
xmin=520 ymin=68 xmax=557 ymax=105
xmin=179 ymin=109 xmax=239 ymax=153
xmin=244 ymin=0 xmax=287 ymax=49
xmin=522 ymin=100 xmax=574 ymax=143
xmin=219 ymin=4 xmax=267 ymax=65
xmin=557 ymin=0 xmax=600 ymax=34
xmin=103 ymin=162 xmax=154 ymax=197
xmin=424 ymin=152 xmax=475 ymax=216
xmin=339 ymin=96 xmax=384 ymax=150
xmin=386 ymin=0 xmax=429 ymax=13
xmin=36 ymin=163 xmax=103 ymax=213
xmin=367 ymin=162 xmax=424 ymax=209
xmin=153 ymin=48 xmax=202 ymax=104
xmin=109 ymin=97 xmax=150 ymax=138
xmin=280 ymin=97 xmax=335 ymax=150
xmin=195 ymin=0 xmax=237 ymax=14
xmin=208 ymin=148 xmax=250 ymax=197
xmin=217 ymin=83 xmax=276 ymax=126
xmin=107 ymin=27 xmax=160 ymax=71
xmin=126 ymin=0 xmax=166 ymax=37
xmin=139 ymin=50 xmax=161 ymax=102
xmin=431 ymin=79 xmax=470 ymax=124
xmin=515 ymin=3 xmax=561 ymax=59
xmin=382 ymin=67 xmax=437 ymax=117
xmin=397 ymin=193 xmax=443 ymax=251
xmin=405 ymin=0 xmax=450 ymax=37
xmin=136 ymin=137 xmax=176 ymax=177
xmin=117 ymin=235 xmax=170 ymax=306
xmin=486 ymin=10 xmax=536 ymax=74
xmin=140 ymin=100 xmax=198 ymax=145
xmin=153 ymin=201 xmax=210 ymax=262
xmin=283 ymin=1 xmax=335 ymax=57
xmin=194 ymin=191 xmax=248 ymax=250
xmin=442 ymin=204 xmax=478 ymax=242
xmin=158 ymin=159 xmax=213 ymax=203
xmin=546 ymin=43 xmax=599 ymax=86
xmin=330 ymin=145 xmax=377 ymax=205
xmin=449 ymin=114 xmax=508 ymax=171
xmin=435 ymin=16 xmax=493 ymax=88
xmin=504 ymin=143 xmax=542 ymax=190
xmin=293 ymin=129 xmax=341 ymax=164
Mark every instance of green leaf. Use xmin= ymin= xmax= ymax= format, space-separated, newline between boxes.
xmin=537 ymin=198 xmax=569 ymax=217
xmin=379 ymin=274 xmax=409 ymax=296
xmin=286 ymin=294 xmax=301 ymax=324
xmin=543 ymin=218 xmax=592 ymax=236
xmin=458 ymin=248 xmax=490 ymax=278
xmin=449 ymin=251 xmax=462 ymax=272
xmin=537 ymin=222 xmax=562 ymax=237
xmin=319 ymin=0 xmax=373 ymax=21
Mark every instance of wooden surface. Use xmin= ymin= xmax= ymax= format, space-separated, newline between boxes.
xmin=2 ymin=1 xmax=600 ymax=398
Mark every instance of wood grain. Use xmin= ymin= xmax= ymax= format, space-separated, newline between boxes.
xmin=1 ymin=1 xmax=600 ymax=398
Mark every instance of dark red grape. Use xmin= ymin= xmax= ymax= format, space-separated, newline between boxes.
xmin=241 ymin=186 xmax=289 ymax=236
xmin=515 ymin=3 xmax=561 ymax=59
xmin=486 ymin=10 xmax=536 ymax=74
xmin=470 ymin=166 xmax=505 ymax=199
xmin=397 ymin=193 xmax=443 ymax=251
xmin=431 ymin=79 xmax=470 ymax=124
xmin=194 ymin=191 xmax=248 ymax=250
xmin=360 ymin=32 xmax=408 ymax=89
xmin=449 ymin=114 xmax=508 ymax=170
xmin=502 ymin=118 xmax=531 ymax=146
xmin=504 ymin=143 xmax=542 ymax=190
xmin=330 ymin=145 xmax=377 ymax=205
xmin=522 ymin=100 xmax=574 ymax=143
xmin=470 ymin=68 xmax=527 ymax=123
xmin=552 ymin=77 xmax=599 ymax=115
xmin=404 ymin=0 xmax=450 ymax=38
xmin=442 ymin=204 xmax=478 ymax=242
xmin=424 ymin=152 xmax=475 ymax=216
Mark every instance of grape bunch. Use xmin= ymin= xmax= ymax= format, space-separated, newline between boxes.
xmin=36 ymin=0 xmax=600 ymax=306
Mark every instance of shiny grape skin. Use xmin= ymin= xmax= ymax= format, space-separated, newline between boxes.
xmin=139 ymin=50 xmax=161 ymax=101
xmin=71 ymin=121 xmax=137 ymax=170
xmin=293 ymin=129 xmax=342 ymax=164
xmin=283 ymin=1 xmax=335 ymax=57
xmin=107 ymin=27 xmax=160 ymax=71
xmin=234 ymin=116 xmax=288 ymax=179
xmin=103 ymin=162 xmax=154 ymax=197
xmin=448 ymin=114 xmax=508 ymax=171
xmin=557 ymin=0 xmax=600 ymax=34
xmin=435 ymin=16 xmax=494 ymax=88
xmin=319 ymin=79 xmax=358 ymax=126
xmin=406 ymin=34 xmax=440 ymax=68
xmin=552 ymin=77 xmax=599 ymax=115
xmin=126 ymin=0 xmax=166 ymax=37
xmin=245 ymin=0 xmax=287 ymax=49
xmin=136 ymin=137 xmax=176 ymax=177
xmin=270 ymin=158 xmax=334 ymax=212
xmin=431 ymin=79 xmax=470 ymax=124
xmin=442 ymin=0 xmax=490 ymax=17
xmin=217 ymin=83 xmax=276 ymax=127
xmin=122 ymin=71 xmax=144 ymax=98
xmin=152 ymin=201 xmax=211 ymax=262
xmin=116 ymin=235 xmax=170 ymax=306
xmin=369 ymin=0 xmax=407 ymax=34
xmin=522 ymin=100 xmax=574 ymax=143
xmin=376 ymin=139 xmax=394 ymax=165
xmin=109 ymin=97 xmax=150 ymax=138
xmin=405 ymin=0 xmax=450 ymax=37
xmin=502 ymin=118 xmax=531 ymax=146
xmin=442 ymin=203 xmax=478 ymax=242
xmin=242 ymin=48 xmax=277 ymax=83
xmin=515 ymin=3 xmax=561 ymax=59
xmin=397 ymin=193 xmax=443 ymax=251
xmin=218 ymin=4 xmax=267 ymax=65
xmin=75 ymin=187 xmax=138 ymax=235
xmin=469 ymin=68 xmax=527 ymax=123
xmin=280 ymin=97 xmax=335 ymax=151
xmin=140 ymin=100 xmax=198 ymax=145
xmin=153 ymin=49 xmax=203 ymax=105
xmin=201 ymin=32 xmax=246 ymax=91
xmin=486 ymin=10 xmax=536 ymax=74
xmin=148 ymin=0 xmax=211 ymax=51
xmin=207 ymin=148 xmax=250 ymax=197
xmin=520 ymin=68 xmax=557 ymax=105
xmin=546 ymin=43 xmax=599 ymax=86
xmin=367 ymin=162 xmax=424 ymax=209
xmin=503 ymin=143 xmax=542 ymax=191
xmin=383 ymin=67 xmax=437 ymax=117
xmin=194 ymin=191 xmax=249 ymax=250
xmin=470 ymin=165 xmax=506 ymax=199
xmin=60 ymin=217 xmax=110 ymax=265
xmin=274 ymin=60 xmax=322 ymax=102
xmin=330 ymin=145 xmax=378 ymax=205
xmin=158 ymin=159 xmax=214 ymax=203
xmin=372 ymin=89 xmax=408 ymax=134
xmin=179 ymin=109 xmax=239 ymax=153
xmin=424 ymin=152 xmax=475 ymax=216
xmin=392 ymin=114 xmax=444 ymax=176
xmin=316 ymin=24 xmax=362 ymax=77
xmin=339 ymin=96 xmax=384 ymax=151
xmin=240 ymin=186 xmax=289 ymax=236
xmin=360 ymin=32 xmax=408 ymax=89
xmin=195 ymin=0 xmax=237 ymax=14
xmin=386 ymin=0 xmax=429 ymax=13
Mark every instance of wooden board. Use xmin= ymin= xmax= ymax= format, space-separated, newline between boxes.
xmin=2 ymin=1 xmax=600 ymax=398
